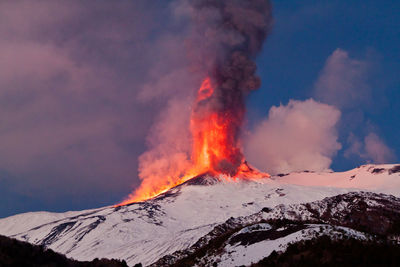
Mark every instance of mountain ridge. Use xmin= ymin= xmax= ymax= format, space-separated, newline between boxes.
xmin=0 ymin=164 xmax=399 ymax=266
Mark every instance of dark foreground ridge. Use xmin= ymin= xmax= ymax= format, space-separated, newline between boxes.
xmin=253 ymin=235 xmax=400 ymax=267
xmin=0 ymin=235 xmax=128 ymax=267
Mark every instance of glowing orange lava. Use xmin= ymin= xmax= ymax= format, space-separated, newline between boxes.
xmin=118 ymin=77 xmax=269 ymax=206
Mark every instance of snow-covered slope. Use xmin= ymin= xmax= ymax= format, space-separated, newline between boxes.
xmin=274 ymin=164 xmax=400 ymax=195
xmin=155 ymin=191 xmax=400 ymax=266
xmin=0 ymin=164 xmax=399 ymax=266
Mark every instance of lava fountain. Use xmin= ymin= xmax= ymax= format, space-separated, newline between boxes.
xmin=119 ymin=76 xmax=269 ymax=206
xmin=190 ymin=76 xmax=267 ymax=178
xmin=119 ymin=0 xmax=272 ymax=205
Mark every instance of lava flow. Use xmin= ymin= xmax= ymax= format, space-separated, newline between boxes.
xmin=118 ymin=78 xmax=269 ymax=206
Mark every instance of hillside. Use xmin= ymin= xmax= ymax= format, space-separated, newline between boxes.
xmin=0 ymin=164 xmax=399 ymax=266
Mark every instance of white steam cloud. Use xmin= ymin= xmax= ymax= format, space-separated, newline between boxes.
xmin=345 ymin=133 xmax=396 ymax=164
xmin=314 ymin=48 xmax=370 ymax=109
xmin=244 ymin=99 xmax=341 ymax=174
xmin=314 ymin=48 xmax=395 ymax=164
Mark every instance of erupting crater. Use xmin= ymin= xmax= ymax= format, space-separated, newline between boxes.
xmin=119 ymin=77 xmax=269 ymax=206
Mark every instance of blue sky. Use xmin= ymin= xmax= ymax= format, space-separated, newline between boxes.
xmin=248 ymin=0 xmax=400 ymax=170
xmin=0 ymin=0 xmax=398 ymax=218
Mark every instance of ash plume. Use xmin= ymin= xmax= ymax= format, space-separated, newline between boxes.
xmin=189 ymin=0 xmax=273 ymax=173
xmin=188 ymin=0 xmax=273 ymax=97
xmin=126 ymin=0 xmax=273 ymax=202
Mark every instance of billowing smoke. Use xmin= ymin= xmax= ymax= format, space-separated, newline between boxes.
xmin=245 ymin=99 xmax=342 ymax=174
xmin=189 ymin=0 xmax=273 ymax=173
xmin=127 ymin=0 xmax=273 ymax=202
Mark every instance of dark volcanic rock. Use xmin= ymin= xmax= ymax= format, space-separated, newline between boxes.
xmin=229 ymin=224 xmax=306 ymax=246
xmin=181 ymin=173 xmax=221 ymax=186
xmin=389 ymin=165 xmax=400 ymax=175
xmin=312 ymin=192 xmax=400 ymax=235
xmin=371 ymin=168 xmax=385 ymax=174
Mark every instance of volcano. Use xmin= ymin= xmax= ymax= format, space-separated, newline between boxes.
xmin=120 ymin=76 xmax=272 ymax=205
xmin=122 ymin=0 xmax=274 ymax=205
xmin=1 ymin=164 xmax=400 ymax=266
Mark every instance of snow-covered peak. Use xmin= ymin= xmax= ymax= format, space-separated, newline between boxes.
xmin=0 ymin=164 xmax=399 ymax=266
xmin=273 ymin=164 xmax=400 ymax=195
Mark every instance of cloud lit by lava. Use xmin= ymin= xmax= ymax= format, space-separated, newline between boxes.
xmin=120 ymin=0 xmax=273 ymax=204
